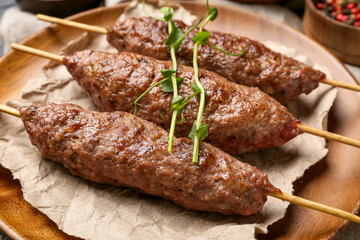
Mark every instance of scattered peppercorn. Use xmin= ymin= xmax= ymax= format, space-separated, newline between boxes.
xmin=315 ymin=0 xmax=360 ymax=26
xmin=351 ymin=7 xmax=360 ymax=14
xmin=347 ymin=3 xmax=355 ymax=9
xmin=317 ymin=2 xmax=325 ymax=9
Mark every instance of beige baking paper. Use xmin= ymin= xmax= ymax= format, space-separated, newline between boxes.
xmin=0 ymin=1 xmax=337 ymax=240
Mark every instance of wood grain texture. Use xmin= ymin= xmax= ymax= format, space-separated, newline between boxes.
xmin=303 ymin=0 xmax=360 ymax=66
xmin=0 ymin=1 xmax=359 ymax=240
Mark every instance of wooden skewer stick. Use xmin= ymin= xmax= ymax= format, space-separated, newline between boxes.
xmin=297 ymin=124 xmax=360 ymax=148
xmin=10 ymin=43 xmax=360 ymax=149
xmin=321 ymin=78 xmax=360 ymax=92
xmin=37 ymin=14 xmax=107 ymax=34
xmin=0 ymin=104 xmax=20 ymax=117
xmin=0 ymin=103 xmax=359 ymax=224
xmin=11 ymin=43 xmax=63 ymax=62
xmin=37 ymin=14 xmax=360 ymax=93
xmin=267 ymin=192 xmax=360 ymax=223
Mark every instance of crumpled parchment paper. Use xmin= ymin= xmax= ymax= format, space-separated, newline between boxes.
xmin=0 ymin=1 xmax=337 ymax=239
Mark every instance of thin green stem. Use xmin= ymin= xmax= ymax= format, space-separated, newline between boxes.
xmin=131 ymin=77 xmax=169 ymax=114
xmin=200 ymin=16 xmax=212 ymax=31
xmin=192 ymin=43 xmax=206 ymax=163
xmin=168 ymin=109 xmax=178 ymax=152
xmin=170 ymin=48 xmax=178 ymax=96
xmin=179 ymin=92 xmax=197 ymax=109
xmin=142 ymin=0 xmax=165 ymax=22
xmin=173 ymin=16 xmax=205 ymax=47
xmin=167 ymin=21 xmax=180 ymax=153
xmin=191 ymin=16 xmax=212 ymax=164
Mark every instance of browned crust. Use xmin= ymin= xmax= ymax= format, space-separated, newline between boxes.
xmin=107 ymin=17 xmax=326 ymax=104
xmin=63 ymin=50 xmax=302 ymax=155
xmin=20 ymin=103 xmax=280 ymax=216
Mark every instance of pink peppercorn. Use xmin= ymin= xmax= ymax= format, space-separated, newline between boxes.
xmin=336 ymin=14 xmax=342 ymax=21
xmin=317 ymin=2 xmax=325 ymax=9
xmin=336 ymin=13 xmax=348 ymax=21
xmin=316 ymin=0 xmax=360 ymax=26
xmin=356 ymin=13 xmax=360 ymax=20
xmin=347 ymin=3 xmax=355 ymax=9
xmin=352 ymin=8 xmax=360 ymax=14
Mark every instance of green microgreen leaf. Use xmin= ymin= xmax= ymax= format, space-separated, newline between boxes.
xmin=188 ymin=122 xmax=197 ymax=140
xmin=177 ymin=112 xmax=185 ymax=124
xmin=159 ymin=78 xmax=173 ymax=93
xmin=176 ymin=77 xmax=184 ymax=89
xmin=192 ymin=31 xmax=210 ymax=44
xmin=197 ymin=123 xmax=209 ymax=141
xmin=160 ymin=76 xmax=183 ymax=93
xmin=171 ymin=95 xmax=184 ymax=110
xmin=160 ymin=7 xmax=174 ymax=21
xmin=188 ymin=122 xmax=208 ymax=141
xmin=190 ymin=82 xmax=201 ymax=95
xmin=208 ymin=6 xmax=218 ymax=21
xmin=160 ymin=69 xmax=176 ymax=78
xmin=191 ymin=81 xmax=207 ymax=98
xmin=165 ymin=22 xmax=184 ymax=52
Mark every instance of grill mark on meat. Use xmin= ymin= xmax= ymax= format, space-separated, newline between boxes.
xmin=107 ymin=17 xmax=326 ymax=104
xmin=20 ymin=103 xmax=280 ymax=216
xmin=63 ymin=50 xmax=302 ymax=155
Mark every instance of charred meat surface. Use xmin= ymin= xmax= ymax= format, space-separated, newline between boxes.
xmin=63 ymin=50 xmax=302 ymax=155
xmin=107 ymin=17 xmax=326 ymax=104
xmin=20 ymin=103 xmax=280 ymax=216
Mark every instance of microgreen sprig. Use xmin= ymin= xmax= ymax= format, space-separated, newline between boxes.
xmin=139 ymin=1 xmax=246 ymax=162
xmin=188 ymin=1 xmax=248 ymax=164
xmin=188 ymin=3 xmax=217 ymax=164
xmin=137 ymin=1 xmax=207 ymax=153
xmin=131 ymin=76 xmax=170 ymax=115
xmin=139 ymin=1 xmax=182 ymax=153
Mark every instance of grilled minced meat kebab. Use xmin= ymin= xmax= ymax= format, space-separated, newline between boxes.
xmin=20 ymin=102 xmax=280 ymax=215
xmin=63 ymin=50 xmax=302 ymax=155
xmin=107 ymin=17 xmax=326 ymax=104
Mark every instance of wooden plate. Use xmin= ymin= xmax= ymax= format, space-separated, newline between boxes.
xmin=0 ymin=1 xmax=359 ymax=239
